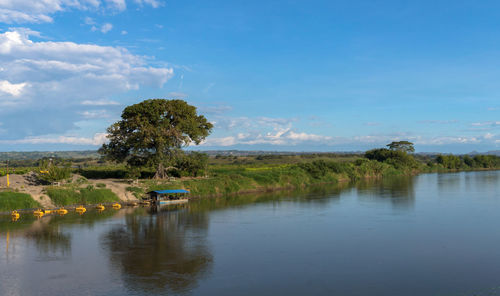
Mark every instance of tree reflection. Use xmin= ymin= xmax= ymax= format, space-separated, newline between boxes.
xmin=100 ymin=183 xmax=353 ymax=294
xmin=102 ymin=206 xmax=213 ymax=294
xmin=356 ymin=176 xmax=416 ymax=208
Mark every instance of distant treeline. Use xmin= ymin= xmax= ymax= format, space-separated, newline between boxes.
xmin=433 ymin=154 xmax=500 ymax=170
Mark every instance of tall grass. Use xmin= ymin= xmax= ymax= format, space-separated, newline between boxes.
xmin=46 ymin=188 xmax=119 ymax=206
xmin=0 ymin=191 xmax=41 ymax=211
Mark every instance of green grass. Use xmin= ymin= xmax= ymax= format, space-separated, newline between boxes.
xmin=46 ymin=188 xmax=119 ymax=206
xmin=126 ymin=186 xmax=145 ymax=198
xmin=0 ymin=191 xmax=41 ymax=211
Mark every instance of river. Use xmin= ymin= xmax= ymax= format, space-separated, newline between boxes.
xmin=1 ymin=171 xmax=500 ymax=295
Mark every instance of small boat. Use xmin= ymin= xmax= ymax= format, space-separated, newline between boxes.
xmin=96 ymin=204 xmax=105 ymax=211
xmin=75 ymin=205 xmax=86 ymax=214
xmin=11 ymin=210 xmax=20 ymax=220
xmin=112 ymin=203 xmax=121 ymax=209
xmin=33 ymin=209 xmax=44 ymax=218
xmin=57 ymin=208 xmax=68 ymax=215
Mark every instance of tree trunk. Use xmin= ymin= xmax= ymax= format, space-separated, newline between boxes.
xmin=154 ymin=163 xmax=176 ymax=179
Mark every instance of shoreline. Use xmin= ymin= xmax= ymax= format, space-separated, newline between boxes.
xmin=3 ymin=167 xmax=500 ymax=214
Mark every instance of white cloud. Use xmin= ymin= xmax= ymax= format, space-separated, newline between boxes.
xmin=100 ymin=23 xmax=113 ymax=33
xmin=0 ymin=132 xmax=108 ymax=145
xmin=417 ymin=120 xmax=459 ymax=124
xmin=167 ymin=91 xmax=188 ymax=99
xmin=201 ymin=113 xmax=500 ymax=149
xmin=0 ymin=0 xmax=100 ymax=24
xmin=0 ymin=80 xmax=27 ymax=96
xmin=81 ymin=99 xmax=120 ymax=105
xmin=471 ymin=121 xmax=500 ymax=127
xmin=78 ymin=109 xmax=109 ymax=118
xmin=121 ymin=30 xmax=127 ymax=35
xmin=0 ymin=0 xmax=161 ymax=24
xmin=84 ymin=16 xmax=95 ymax=25
xmin=105 ymin=0 xmax=126 ymax=11
xmin=134 ymin=0 xmax=163 ymax=8
xmin=0 ymin=28 xmax=173 ymax=138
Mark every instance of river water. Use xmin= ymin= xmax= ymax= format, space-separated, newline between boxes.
xmin=1 ymin=171 xmax=500 ymax=296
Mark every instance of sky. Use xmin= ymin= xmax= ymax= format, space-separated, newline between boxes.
xmin=0 ymin=0 xmax=499 ymax=153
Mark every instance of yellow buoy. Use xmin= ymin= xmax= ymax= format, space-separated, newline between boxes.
xmin=11 ymin=210 xmax=20 ymax=220
xmin=75 ymin=205 xmax=86 ymax=214
xmin=33 ymin=209 xmax=44 ymax=218
xmin=96 ymin=204 xmax=105 ymax=211
xmin=112 ymin=203 xmax=121 ymax=209
xmin=44 ymin=209 xmax=52 ymax=214
xmin=57 ymin=208 xmax=68 ymax=215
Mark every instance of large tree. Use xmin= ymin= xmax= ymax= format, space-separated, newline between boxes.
xmin=99 ymin=99 xmax=213 ymax=178
xmin=386 ymin=141 xmax=415 ymax=153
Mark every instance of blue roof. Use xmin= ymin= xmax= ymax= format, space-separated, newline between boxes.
xmin=152 ymin=189 xmax=190 ymax=194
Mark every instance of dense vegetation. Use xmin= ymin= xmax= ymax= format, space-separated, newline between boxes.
xmin=0 ymin=191 xmax=41 ymax=211
xmin=2 ymin=140 xmax=500 ymax=210
xmin=46 ymin=188 xmax=119 ymax=206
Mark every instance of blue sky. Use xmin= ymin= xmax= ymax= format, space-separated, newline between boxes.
xmin=0 ymin=0 xmax=499 ymax=153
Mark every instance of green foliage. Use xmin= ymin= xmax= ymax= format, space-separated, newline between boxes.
xmin=79 ymin=166 xmax=128 ymax=179
xmin=436 ymin=155 xmax=463 ymax=169
xmin=435 ymin=154 xmax=500 ymax=170
xmin=386 ymin=141 xmax=415 ymax=153
xmin=175 ymin=152 xmax=209 ymax=177
xmin=0 ymin=191 xmax=41 ymax=211
xmin=365 ymin=148 xmax=418 ymax=169
xmin=126 ymin=186 xmax=145 ymax=198
xmin=99 ymin=99 xmax=213 ymax=177
xmin=96 ymin=183 xmax=106 ymax=188
xmin=473 ymin=155 xmax=500 ymax=168
xmin=46 ymin=188 xmax=119 ymax=206
xmin=37 ymin=159 xmax=71 ymax=184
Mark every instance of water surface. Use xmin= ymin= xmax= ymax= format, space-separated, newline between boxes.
xmin=1 ymin=171 xmax=500 ymax=296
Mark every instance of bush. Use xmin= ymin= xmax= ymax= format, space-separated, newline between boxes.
xmin=175 ymin=152 xmax=209 ymax=177
xmin=37 ymin=160 xmax=72 ymax=184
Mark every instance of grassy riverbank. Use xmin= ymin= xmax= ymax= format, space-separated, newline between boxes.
xmin=140 ymin=152 xmax=500 ymax=197
xmin=1 ymin=150 xmax=500 ymax=211
xmin=0 ymin=191 xmax=41 ymax=211
xmin=46 ymin=188 xmax=119 ymax=206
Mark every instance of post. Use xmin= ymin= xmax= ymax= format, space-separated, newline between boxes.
xmin=6 ymin=160 xmax=9 ymax=188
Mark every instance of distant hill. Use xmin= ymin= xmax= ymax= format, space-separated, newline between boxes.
xmin=468 ymin=150 xmax=500 ymax=156
xmin=1 ymin=149 xmax=498 ymax=161
xmin=0 ymin=150 xmax=100 ymax=161
xmin=0 ymin=150 xmax=365 ymax=160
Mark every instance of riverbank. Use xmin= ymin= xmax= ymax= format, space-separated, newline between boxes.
xmin=1 ymin=153 xmax=500 ymax=212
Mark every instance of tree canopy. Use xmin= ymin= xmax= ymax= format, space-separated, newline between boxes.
xmin=99 ymin=99 xmax=213 ymax=178
xmin=386 ymin=141 xmax=415 ymax=153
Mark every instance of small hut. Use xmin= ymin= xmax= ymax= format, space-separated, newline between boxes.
xmin=147 ymin=189 xmax=190 ymax=203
